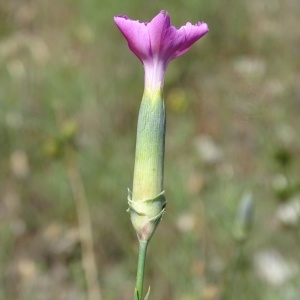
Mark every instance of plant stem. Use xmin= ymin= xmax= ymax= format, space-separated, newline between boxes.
xmin=135 ymin=241 xmax=149 ymax=299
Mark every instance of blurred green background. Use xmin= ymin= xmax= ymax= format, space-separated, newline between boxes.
xmin=0 ymin=0 xmax=300 ymax=299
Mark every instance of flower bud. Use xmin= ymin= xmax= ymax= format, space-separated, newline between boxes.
xmin=233 ymin=192 xmax=255 ymax=242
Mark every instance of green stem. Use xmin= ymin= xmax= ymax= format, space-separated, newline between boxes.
xmin=135 ymin=241 xmax=149 ymax=299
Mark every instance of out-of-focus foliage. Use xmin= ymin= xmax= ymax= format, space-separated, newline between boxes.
xmin=0 ymin=0 xmax=300 ymax=299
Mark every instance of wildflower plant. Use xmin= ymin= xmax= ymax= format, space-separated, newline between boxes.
xmin=114 ymin=11 xmax=208 ymax=299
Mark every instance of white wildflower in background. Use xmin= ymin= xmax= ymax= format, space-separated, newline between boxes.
xmin=254 ymin=249 xmax=299 ymax=286
xmin=194 ymin=135 xmax=223 ymax=165
xmin=276 ymin=197 xmax=300 ymax=227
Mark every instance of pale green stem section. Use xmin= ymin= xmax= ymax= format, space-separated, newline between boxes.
xmin=135 ymin=241 xmax=149 ymax=299
xmin=132 ymin=92 xmax=166 ymax=201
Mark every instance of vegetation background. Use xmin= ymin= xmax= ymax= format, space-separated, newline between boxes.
xmin=0 ymin=0 xmax=299 ymax=299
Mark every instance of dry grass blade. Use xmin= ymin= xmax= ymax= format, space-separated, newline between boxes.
xmin=65 ymin=150 xmax=102 ymax=300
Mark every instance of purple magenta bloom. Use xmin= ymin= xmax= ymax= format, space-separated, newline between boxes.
xmin=114 ymin=11 xmax=208 ymax=93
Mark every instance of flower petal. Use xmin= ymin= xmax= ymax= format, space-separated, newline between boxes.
xmin=172 ymin=22 xmax=209 ymax=59
xmin=147 ymin=11 xmax=170 ymax=56
xmin=147 ymin=11 xmax=208 ymax=62
xmin=114 ymin=15 xmax=151 ymax=62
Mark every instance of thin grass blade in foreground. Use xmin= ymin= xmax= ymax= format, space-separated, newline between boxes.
xmin=65 ymin=149 xmax=102 ymax=300
xmin=48 ymin=113 xmax=102 ymax=300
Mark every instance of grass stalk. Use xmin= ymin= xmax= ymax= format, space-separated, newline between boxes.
xmin=65 ymin=149 xmax=102 ymax=300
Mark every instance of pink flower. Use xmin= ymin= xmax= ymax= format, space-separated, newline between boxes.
xmin=114 ymin=11 xmax=208 ymax=93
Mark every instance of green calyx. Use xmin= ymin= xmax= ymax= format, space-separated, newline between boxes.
xmin=132 ymin=93 xmax=166 ymax=202
xmin=128 ymin=190 xmax=167 ymax=242
xmin=129 ymin=91 xmax=167 ymax=242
